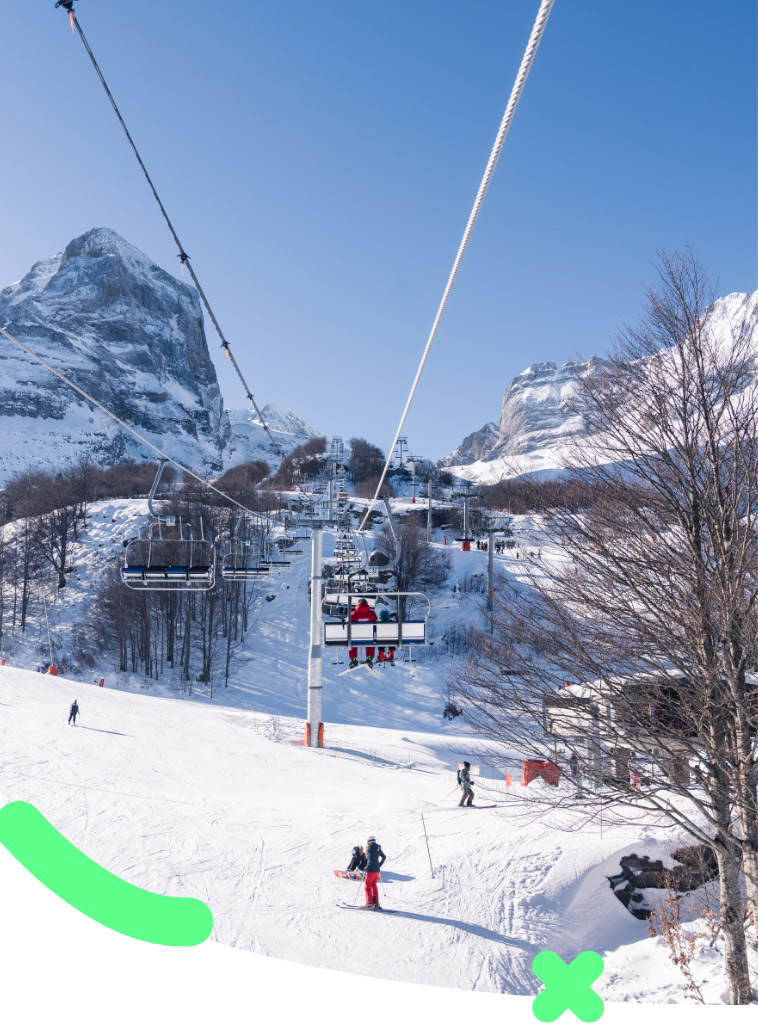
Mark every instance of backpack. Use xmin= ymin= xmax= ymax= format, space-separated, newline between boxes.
xmin=456 ymin=769 xmax=462 ymax=786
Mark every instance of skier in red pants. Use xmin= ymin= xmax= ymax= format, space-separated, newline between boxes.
xmin=348 ymin=598 xmax=377 ymax=668
xmin=364 ymin=835 xmax=386 ymax=908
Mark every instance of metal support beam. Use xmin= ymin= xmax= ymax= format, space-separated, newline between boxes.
xmin=307 ymin=525 xmax=324 ymax=746
xmin=382 ymin=498 xmax=399 ymax=544
xmin=487 ymin=528 xmax=494 ymax=613
xmin=426 ymin=478 xmax=432 ymax=543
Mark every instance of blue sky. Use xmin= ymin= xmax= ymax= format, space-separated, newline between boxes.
xmin=2 ymin=1 xmax=756 ymax=462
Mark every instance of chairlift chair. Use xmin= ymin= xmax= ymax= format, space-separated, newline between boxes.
xmin=219 ymin=510 xmax=275 ymax=580
xmin=121 ymin=520 xmax=216 ymax=591
xmin=221 ymin=541 xmax=271 ymax=579
xmin=322 ymin=590 xmax=430 ymax=650
xmin=120 ymin=460 xmax=216 ymax=591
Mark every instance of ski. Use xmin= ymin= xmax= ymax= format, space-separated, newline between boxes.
xmin=337 ymin=663 xmax=382 ymax=678
xmin=333 ymin=870 xmax=364 ymax=880
xmin=457 ymin=804 xmax=499 ymax=809
xmin=337 ymin=903 xmax=396 ymax=913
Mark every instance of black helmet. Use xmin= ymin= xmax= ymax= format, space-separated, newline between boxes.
xmin=463 ymin=761 xmax=470 ymax=767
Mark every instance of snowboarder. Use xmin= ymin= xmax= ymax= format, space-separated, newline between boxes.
xmin=68 ymin=700 xmax=80 ymax=726
xmin=347 ymin=845 xmax=367 ymax=873
xmin=568 ymin=752 xmax=579 ymax=778
xmin=457 ymin=761 xmax=474 ymax=807
xmin=348 ymin=598 xmax=377 ymax=668
xmin=364 ymin=835 xmax=386 ymax=908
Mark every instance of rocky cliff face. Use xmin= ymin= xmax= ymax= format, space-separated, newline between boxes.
xmin=0 ymin=229 xmax=321 ymax=485
xmin=440 ymin=358 xmax=602 ymax=482
xmin=438 ymin=421 xmax=499 ymax=468
xmin=0 ymin=228 xmax=231 ymax=482
xmin=443 ymin=291 xmax=758 ymax=484
xmin=489 ymin=357 xmax=603 ymax=459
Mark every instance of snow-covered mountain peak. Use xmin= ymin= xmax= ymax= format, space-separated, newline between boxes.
xmin=443 ymin=290 xmax=758 ymax=484
xmin=259 ymin=403 xmax=320 ymax=439
xmin=0 ymin=229 xmax=321 ymax=484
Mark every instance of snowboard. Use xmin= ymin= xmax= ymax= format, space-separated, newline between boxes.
xmin=334 ymin=869 xmax=364 ymax=880
xmin=458 ymin=804 xmax=498 ymax=809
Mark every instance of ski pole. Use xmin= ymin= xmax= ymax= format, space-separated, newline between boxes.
xmin=421 ymin=814 xmax=434 ymax=878
xmin=352 ymin=877 xmax=363 ymax=905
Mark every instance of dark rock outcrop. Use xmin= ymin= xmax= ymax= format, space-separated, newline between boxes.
xmin=608 ymin=846 xmax=719 ymax=920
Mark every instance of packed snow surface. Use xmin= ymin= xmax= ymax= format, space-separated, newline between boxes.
xmin=1 ymin=500 xmax=751 ymax=1004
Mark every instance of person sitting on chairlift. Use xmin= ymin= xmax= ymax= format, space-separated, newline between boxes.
xmin=377 ymin=608 xmax=396 ymax=667
xmin=348 ymin=598 xmax=377 ymax=668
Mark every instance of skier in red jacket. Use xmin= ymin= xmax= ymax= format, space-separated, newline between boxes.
xmin=348 ymin=598 xmax=377 ymax=668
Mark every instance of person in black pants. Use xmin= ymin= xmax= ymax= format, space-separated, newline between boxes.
xmin=458 ymin=761 xmax=474 ymax=806
xmin=346 ymin=845 xmax=367 ymax=873
xmin=68 ymin=700 xmax=79 ymax=726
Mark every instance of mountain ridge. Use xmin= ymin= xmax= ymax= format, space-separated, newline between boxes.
xmin=443 ymin=290 xmax=758 ymax=484
xmin=0 ymin=229 xmax=320 ymax=484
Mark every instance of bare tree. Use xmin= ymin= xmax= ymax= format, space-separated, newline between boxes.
xmin=451 ymin=250 xmax=758 ymax=1003
xmin=377 ymin=517 xmax=450 ymax=619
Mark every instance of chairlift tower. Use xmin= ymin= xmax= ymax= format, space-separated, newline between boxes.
xmin=395 ymin=436 xmax=408 ymax=468
xmin=407 ymin=456 xmax=422 ymax=504
xmin=306 ymin=523 xmax=324 ymax=748
xmin=426 ymin=476 xmax=434 ymax=542
xmin=453 ymin=490 xmax=480 ymax=551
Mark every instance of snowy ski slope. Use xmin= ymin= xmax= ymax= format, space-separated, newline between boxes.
xmin=1 ymin=498 xmax=752 ymax=1003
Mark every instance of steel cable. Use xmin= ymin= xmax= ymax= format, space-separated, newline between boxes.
xmin=0 ymin=322 xmax=259 ymax=515
xmin=358 ymin=0 xmax=555 ymax=530
xmin=55 ymin=0 xmax=282 ymax=456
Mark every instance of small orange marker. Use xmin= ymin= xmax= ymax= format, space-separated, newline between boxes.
xmin=70 ymin=11 xmax=75 ymax=32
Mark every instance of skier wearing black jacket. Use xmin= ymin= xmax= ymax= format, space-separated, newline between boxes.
xmin=347 ymin=845 xmax=367 ymax=872
xmin=68 ymin=700 xmax=80 ymax=726
xmin=457 ymin=761 xmax=474 ymax=807
xmin=364 ymin=836 xmax=386 ymax=909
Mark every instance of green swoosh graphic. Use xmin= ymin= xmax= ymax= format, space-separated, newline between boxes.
xmin=0 ymin=801 xmax=213 ymax=946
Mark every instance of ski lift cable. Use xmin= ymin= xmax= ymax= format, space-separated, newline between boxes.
xmin=0 ymin=323 xmax=258 ymax=516
xmin=357 ymin=0 xmax=555 ymax=532
xmin=54 ymin=0 xmax=284 ymax=459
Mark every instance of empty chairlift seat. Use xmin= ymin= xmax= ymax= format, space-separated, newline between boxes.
xmin=121 ymin=538 xmax=215 ymax=592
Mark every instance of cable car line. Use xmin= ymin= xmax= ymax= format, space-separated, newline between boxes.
xmin=54 ymin=0 xmax=283 ymax=458
xmin=0 ymin=322 xmax=259 ymax=517
xmin=357 ymin=0 xmax=555 ymax=532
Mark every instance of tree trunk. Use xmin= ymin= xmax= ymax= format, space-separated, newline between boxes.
xmin=717 ymin=841 xmax=753 ymax=1002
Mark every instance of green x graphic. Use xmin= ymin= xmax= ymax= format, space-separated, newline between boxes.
xmin=532 ymin=950 xmax=604 ymax=1022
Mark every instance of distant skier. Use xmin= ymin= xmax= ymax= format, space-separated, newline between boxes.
xmin=364 ymin=835 xmax=386 ymax=909
xmin=348 ymin=598 xmax=377 ymax=669
xmin=457 ymin=761 xmax=474 ymax=807
xmin=68 ymin=700 xmax=80 ymax=726
xmin=346 ymin=845 xmax=367 ymax=873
